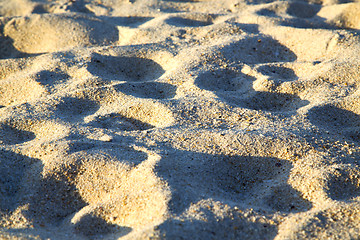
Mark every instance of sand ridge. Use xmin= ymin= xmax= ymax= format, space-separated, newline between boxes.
xmin=0 ymin=0 xmax=360 ymax=239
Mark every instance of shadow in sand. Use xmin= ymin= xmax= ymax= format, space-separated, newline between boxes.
xmin=25 ymin=171 xmax=87 ymax=224
xmin=154 ymin=148 xmax=312 ymax=238
xmin=256 ymin=1 xmax=321 ymax=18
xmin=54 ymin=96 xmax=101 ymax=122
xmin=74 ymin=213 xmax=132 ymax=237
xmin=99 ymin=16 xmax=154 ymax=28
xmin=0 ymin=150 xmax=38 ymax=212
xmin=155 ymin=149 xmax=312 ymax=214
xmin=309 ymin=105 xmax=360 ymax=128
xmin=158 ymin=213 xmax=278 ymax=240
xmin=195 ymin=68 xmax=308 ymax=112
xmin=195 ymin=35 xmax=308 ymax=111
xmin=15 ymin=144 xmax=136 ymax=238
xmin=1 ymin=132 xmax=145 ymax=239
xmin=33 ymin=70 xmax=70 ymax=86
xmin=0 ymin=34 xmax=39 ymax=59
xmin=161 ymin=0 xmax=195 ymax=2
xmin=66 ymin=139 xmax=149 ymax=167
xmin=235 ymin=91 xmax=309 ymax=112
xmin=86 ymin=53 xmax=177 ymax=99
xmin=219 ymin=36 xmax=297 ymax=65
xmin=326 ymin=166 xmax=360 ymax=201
xmin=165 ymin=17 xmax=213 ymax=27
xmin=87 ymin=113 xmax=155 ymax=131
xmin=31 ymin=0 xmax=92 ymax=14
xmin=254 ymin=2 xmax=341 ymax=30
xmin=114 ymin=82 xmax=177 ymax=99
xmin=0 ymin=123 xmax=36 ymax=145
xmin=308 ymin=104 xmax=360 ymax=143
xmin=87 ymin=53 xmax=165 ymax=82
xmin=257 ymin=65 xmax=298 ymax=82
xmin=279 ymin=17 xmax=340 ymax=30
xmin=285 ymin=2 xmax=321 ymax=19
xmin=195 ymin=69 xmax=253 ymax=92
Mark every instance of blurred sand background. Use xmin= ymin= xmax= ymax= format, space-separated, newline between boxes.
xmin=0 ymin=0 xmax=360 ymax=239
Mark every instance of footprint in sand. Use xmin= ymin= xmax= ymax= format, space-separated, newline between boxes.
xmin=38 ymin=50 xmax=177 ymax=132
xmin=293 ymin=203 xmax=360 ymax=239
xmin=22 ymin=147 xmax=167 ymax=237
xmin=156 ymin=150 xmax=312 ymax=215
xmin=220 ymin=36 xmax=297 ymax=65
xmin=165 ymin=13 xmax=216 ymax=27
xmin=87 ymin=53 xmax=176 ymax=99
xmin=87 ymin=53 xmax=165 ymax=82
xmin=0 ymin=150 xmax=37 ymax=212
xmin=154 ymin=149 xmax=312 ymax=239
xmin=0 ymin=128 xmax=165 ymax=239
xmin=240 ymin=91 xmax=309 ymax=112
xmin=55 ymin=97 xmax=100 ymax=122
xmin=195 ymin=67 xmax=308 ymax=112
xmin=25 ymin=169 xmax=87 ymax=225
xmin=87 ymin=99 xmax=175 ymax=132
xmin=0 ymin=33 xmax=29 ymax=59
xmin=78 ymin=52 xmax=176 ymax=131
xmin=33 ymin=70 xmax=70 ymax=87
xmin=114 ymin=82 xmax=177 ymax=99
xmin=257 ymin=65 xmax=298 ymax=82
xmin=195 ymin=69 xmax=250 ymax=92
xmin=308 ymin=98 xmax=360 ymax=142
xmin=224 ymin=155 xmax=312 ymax=212
xmin=257 ymin=1 xmax=320 ymax=19
xmin=326 ymin=165 xmax=360 ymax=201
xmin=0 ymin=123 xmax=36 ymax=145
xmin=51 ymin=89 xmax=174 ymax=132
xmin=72 ymin=207 xmax=130 ymax=237
xmin=87 ymin=113 xmax=154 ymax=131
xmin=195 ymin=36 xmax=310 ymax=112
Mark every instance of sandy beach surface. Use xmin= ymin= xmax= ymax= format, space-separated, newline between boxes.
xmin=0 ymin=0 xmax=360 ymax=239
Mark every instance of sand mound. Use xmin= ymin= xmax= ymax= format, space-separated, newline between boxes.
xmin=331 ymin=3 xmax=360 ymax=29
xmin=2 ymin=13 xmax=118 ymax=55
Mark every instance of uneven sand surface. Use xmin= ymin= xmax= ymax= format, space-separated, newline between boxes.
xmin=0 ymin=0 xmax=360 ymax=239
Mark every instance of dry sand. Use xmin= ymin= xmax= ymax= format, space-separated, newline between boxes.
xmin=0 ymin=0 xmax=360 ymax=239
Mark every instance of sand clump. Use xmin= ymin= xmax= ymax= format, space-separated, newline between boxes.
xmin=1 ymin=0 xmax=360 ymax=239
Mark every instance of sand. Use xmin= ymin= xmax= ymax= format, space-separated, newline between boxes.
xmin=0 ymin=0 xmax=360 ymax=239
